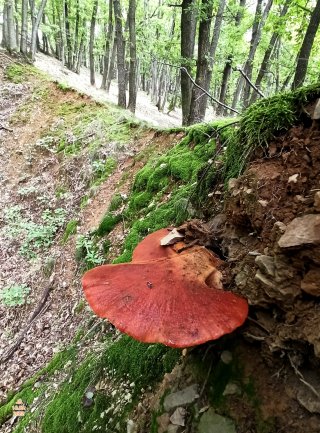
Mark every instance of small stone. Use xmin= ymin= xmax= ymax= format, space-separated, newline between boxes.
xmin=301 ymin=269 xmax=320 ymax=296
xmin=278 ymin=214 xmax=320 ymax=248
xmin=170 ymin=407 xmax=186 ymax=426
xmin=127 ymin=419 xmax=136 ymax=433
xmin=220 ymin=351 xmax=232 ymax=364
xmin=314 ymin=191 xmax=320 ymax=212
xmin=167 ymin=425 xmax=180 ymax=433
xmin=157 ymin=413 xmax=170 ymax=433
xmin=288 ymin=173 xmax=299 ymax=183
xmin=312 ymin=99 xmax=320 ymax=120
xmin=258 ymin=200 xmax=268 ymax=207
xmin=223 ymin=383 xmax=241 ymax=396
xmin=198 ymin=408 xmax=236 ymax=433
xmin=164 ymin=384 xmax=199 ymax=411
xmin=255 ymin=255 xmax=275 ymax=277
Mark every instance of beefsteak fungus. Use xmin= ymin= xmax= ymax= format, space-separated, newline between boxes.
xmin=82 ymin=234 xmax=248 ymax=348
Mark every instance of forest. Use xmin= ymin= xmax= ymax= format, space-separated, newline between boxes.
xmin=1 ymin=0 xmax=320 ymax=124
xmin=1 ymin=1 xmax=320 ymax=433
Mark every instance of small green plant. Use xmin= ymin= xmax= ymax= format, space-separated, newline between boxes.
xmin=0 ymin=284 xmax=31 ymax=307
xmin=55 ymin=82 xmax=71 ymax=92
xmin=5 ymin=64 xmax=27 ymax=83
xmin=76 ymin=234 xmax=104 ymax=269
xmin=91 ymin=157 xmax=117 ymax=185
xmin=62 ymin=219 xmax=78 ymax=243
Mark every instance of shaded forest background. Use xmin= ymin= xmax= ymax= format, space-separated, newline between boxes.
xmin=1 ymin=0 xmax=320 ymax=125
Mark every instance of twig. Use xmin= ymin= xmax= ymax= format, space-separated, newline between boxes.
xmin=1 ymin=277 xmax=55 ymax=364
xmin=234 ymin=67 xmax=265 ymax=98
xmin=0 ymin=124 xmax=13 ymax=132
xmin=288 ymin=354 xmax=320 ymax=398
xmin=180 ymin=67 xmax=240 ymax=114
xmin=152 ymin=57 xmax=240 ymax=114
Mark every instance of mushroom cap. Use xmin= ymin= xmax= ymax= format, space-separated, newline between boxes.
xmin=82 ymin=246 xmax=248 ymax=348
xmin=132 ymin=228 xmax=177 ymax=262
xmin=132 ymin=228 xmax=224 ymax=289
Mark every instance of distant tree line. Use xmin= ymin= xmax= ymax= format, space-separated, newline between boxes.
xmin=1 ymin=0 xmax=320 ymax=124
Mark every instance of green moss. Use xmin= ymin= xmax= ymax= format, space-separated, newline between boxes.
xmin=95 ymin=213 xmax=122 ymax=237
xmin=108 ymin=193 xmax=124 ymax=212
xmin=224 ymin=82 xmax=320 ymax=180
xmin=62 ymin=219 xmax=78 ymax=243
xmin=38 ymin=336 xmax=180 ymax=433
xmin=92 ymin=157 xmax=117 ymax=186
xmin=5 ymin=64 xmax=36 ymax=83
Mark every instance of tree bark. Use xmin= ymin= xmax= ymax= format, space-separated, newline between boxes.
xmin=292 ymin=0 xmax=320 ymax=89
xmin=64 ymin=0 xmax=73 ymax=69
xmin=30 ymin=0 xmax=47 ymax=60
xmin=128 ymin=0 xmax=137 ymax=113
xmin=4 ymin=0 xmax=17 ymax=52
xmin=114 ymin=0 xmax=126 ymax=108
xmin=20 ymin=0 xmax=28 ymax=54
xmin=180 ymin=0 xmax=196 ymax=125
xmin=242 ymin=0 xmax=273 ymax=107
xmin=216 ymin=55 xmax=232 ymax=116
xmin=101 ymin=0 xmax=114 ymax=89
xmin=198 ymin=0 xmax=227 ymax=120
xmin=188 ymin=0 xmax=213 ymax=125
xmin=89 ymin=0 xmax=99 ymax=86
xmin=250 ymin=0 xmax=290 ymax=104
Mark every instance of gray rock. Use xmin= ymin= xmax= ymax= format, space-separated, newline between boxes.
xmin=164 ymin=384 xmax=199 ymax=411
xmin=278 ymin=214 xmax=320 ymax=248
xmin=220 ymin=351 xmax=233 ymax=365
xmin=170 ymin=407 xmax=186 ymax=426
xmin=223 ymin=383 xmax=241 ymax=396
xmin=312 ymin=99 xmax=320 ymax=120
xmin=255 ymin=255 xmax=275 ymax=277
xmin=198 ymin=408 xmax=236 ymax=433
xmin=167 ymin=425 xmax=180 ymax=433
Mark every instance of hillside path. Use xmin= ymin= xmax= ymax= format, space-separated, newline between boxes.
xmin=35 ymin=53 xmax=182 ymax=128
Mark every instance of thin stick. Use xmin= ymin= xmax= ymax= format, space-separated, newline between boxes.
xmin=234 ymin=67 xmax=265 ymax=98
xmin=1 ymin=278 xmax=55 ymax=364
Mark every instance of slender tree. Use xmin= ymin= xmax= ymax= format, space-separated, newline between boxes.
xmin=180 ymin=0 xmax=196 ymax=125
xmin=101 ymin=0 xmax=114 ymax=89
xmin=30 ymin=0 xmax=48 ymax=60
xmin=114 ymin=0 xmax=126 ymax=108
xmin=292 ymin=0 xmax=320 ymax=89
xmin=188 ymin=0 xmax=214 ymax=125
xmin=128 ymin=0 xmax=137 ymax=113
xmin=89 ymin=0 xmax=99 ymax=86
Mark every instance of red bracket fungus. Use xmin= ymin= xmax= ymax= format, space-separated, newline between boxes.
xmin=82 ymin=228 xmax=248 ymax=348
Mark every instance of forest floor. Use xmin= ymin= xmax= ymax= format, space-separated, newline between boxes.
xmin=0 ymin=54 xmax=182 ymax=406
xmin=34 ymin=53 xmax=183 ymax=128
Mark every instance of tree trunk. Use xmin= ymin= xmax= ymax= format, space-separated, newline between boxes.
xmin=2 ymin=3 xmax=8 ymax=48
xmin=4 ymin=0 xmax=17 ymax=52
xmin=232 ymin=0 xmax=264 ymax=110
xmin=180 ymin=0 xmax=196 ymax=125
xmin=89 ymin=0 xmax=99 ymax=86
xmin=64 ymin=0 xmax=73 ymax=69
xmin=20 ymin=0 xmax=28 ymax=54
xmin=188 ymin=0 xmax=213 ymax=125
xmin=72 ymin=0 xmax=80 ymax=71
xmin=198 ymin=0 xmax=227 ymax=120
xmin=128 ymin=0 xmax=137 ymax=112
xmin=101 ymin=0 xmax=114 ymax=89
xmin=250 ymin=0 xmax=290 ymax=104
xmin=292 ymin=0 xmax=320 ymax=89
xmin=106 ymin=33 xmax=117 ymax=92
xmin=242 ymin=0 xmax=273 ymax=108
xmin=216 ymin=55 xmax=232 ymax=116
xmin=114 ymin=0 xmax=126 ymax=108
xmin=30 ymin=0 xmax=47 ymax=60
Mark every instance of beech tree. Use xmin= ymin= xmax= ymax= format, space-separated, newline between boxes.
xmin=2 ymin=0 xmax=320 ymax=124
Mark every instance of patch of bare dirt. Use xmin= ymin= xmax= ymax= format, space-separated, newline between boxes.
xmin=205 ymin=115 xmax=320 ymax=430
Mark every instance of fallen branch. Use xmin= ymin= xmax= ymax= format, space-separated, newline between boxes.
xmin=0 ymin=124 xmax=13 ymax=132
xmin=180 ymin=67 xmax=240 ymax=114
xmin=1 ymin=276 xmax=55 ymax=364
xmin=234 ymin=67 xmax=265 ymax=98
